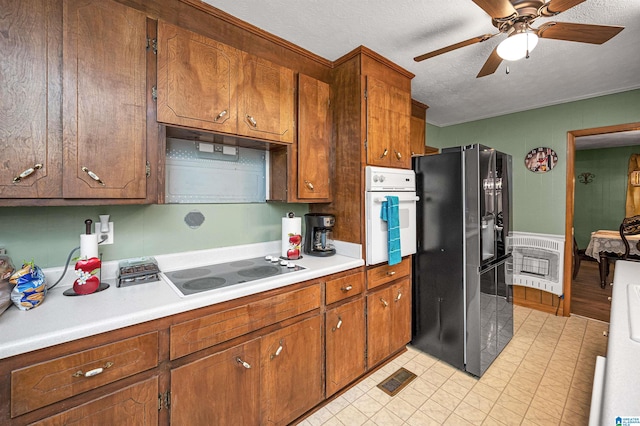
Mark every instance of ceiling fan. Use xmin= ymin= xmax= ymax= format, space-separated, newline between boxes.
xmin=414 ymin=0 xmax=624 ymax=77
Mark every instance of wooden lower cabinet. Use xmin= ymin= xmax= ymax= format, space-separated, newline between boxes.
xmin=261 ymin=315 xmax=323 ymax=425
xmin=31 ymin=377 xmax=159 ymax=426
xmin=170 ymin=315 xmax=322 ymax=426
xmin=171 ymin=339 xmax=260 ymax=425
xmin=325 ymin=298 xmax=366 ymax=397
xmin=366 ymin=277 xmax=412 ymax=367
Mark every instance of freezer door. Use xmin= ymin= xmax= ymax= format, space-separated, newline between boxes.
xmin=411 ymin=153 xmax=465 ymax=371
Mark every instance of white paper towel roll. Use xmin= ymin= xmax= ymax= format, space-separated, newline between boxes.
xmin=80 ymin=234 xmax=99 ymax=259
xmin=281 ymin=216 xmax=302 ymax=259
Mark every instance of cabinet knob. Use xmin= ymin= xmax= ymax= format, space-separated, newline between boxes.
xmin=72 ymin=361 xmax=114 ymax=378
xmin=214 ymin=110 xmax=228 ymax=122
xmin=236 ymin=357 xmax=251 ymax=369
xmin=380 ymin=297 xmax=389 ymax=307
xmin=304 ymin=180 xmax=314 ymax=191
xmin=386 ymin=271 xmax=396 ymax=277
xmin=340 ymin=285 xmax=353 ymax=293
xmin=395 ymin=292 xmax=402 ymax=302
xmin=608 ymin=296 xmax=612 ymax=302
xmin=380 ymin=148 xmax=389 ymax=159
xmin=81 ymin=166 xmax=105 ymax=186
xmin=246 ymin=115 xmax=258 ymax=128
xmin=603 ymin=330 xmax=609 ymax=337
xmin=332 ymin=317 xmax=343 ymax=332
xmin=394 ymin=150 xmax=402 ymax=160
xmin=13 ymin=163 xmax=43 ymax=183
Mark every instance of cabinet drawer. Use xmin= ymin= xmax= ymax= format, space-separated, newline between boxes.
xmin=170 ymin=284 xmax=321 ymax=359
xmin=325 ymin=271 xmax=364 ymax=305
xmin=366 ymin=257 xmax=411 ymax=290
xmin=11 ymin=332 xmax=158 ymax=417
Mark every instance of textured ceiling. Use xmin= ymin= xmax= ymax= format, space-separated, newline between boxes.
xmin=202 ymin=0 xmax=640 ymax=127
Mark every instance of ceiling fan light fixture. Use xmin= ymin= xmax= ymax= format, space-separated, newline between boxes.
xmin=497 ymin=31 xmax=539 ymax=61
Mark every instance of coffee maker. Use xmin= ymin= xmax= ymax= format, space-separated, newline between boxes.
xmin=304 ymin=213 xmax=336 ymax=257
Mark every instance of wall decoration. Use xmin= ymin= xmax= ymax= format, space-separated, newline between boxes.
xmin=525 ymin=147 xmax=558 ymax=173
xmin=577 ymin=172 xmax=595 ymax=184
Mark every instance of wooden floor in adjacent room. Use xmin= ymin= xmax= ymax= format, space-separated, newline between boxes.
xmin=570 ymin=258 xmax=613 ymax=322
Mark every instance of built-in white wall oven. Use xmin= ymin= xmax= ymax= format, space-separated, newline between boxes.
xmin=365 ymin=166 xmax=418 ymax=265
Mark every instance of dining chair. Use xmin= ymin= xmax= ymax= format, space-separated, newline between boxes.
xmin=620 ymin=215 xmax=640 ymax=261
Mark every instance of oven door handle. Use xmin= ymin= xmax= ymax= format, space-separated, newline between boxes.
xmin=374 ymin=196 xmax=419 ymax=203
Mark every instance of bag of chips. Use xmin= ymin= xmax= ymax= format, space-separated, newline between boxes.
xmin=9 ymin=261 xmax=46 ymax=311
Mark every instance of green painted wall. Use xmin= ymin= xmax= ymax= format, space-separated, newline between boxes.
xmin=427 ymin=89 xmax=640 ymax=235
xmin=1 ymin=90 xmax=639 ymax=269
xmin=574 ymin=146 xmax=640 ymax=249
xmin=0 ymin=203 xmax=308 ymax=268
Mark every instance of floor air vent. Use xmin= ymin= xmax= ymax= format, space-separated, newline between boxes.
xmin=376 ymin=368 xmax=417 ymax=396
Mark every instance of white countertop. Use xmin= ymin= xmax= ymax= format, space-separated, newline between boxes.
xmin=0 ymin=241 xmax=363 ymax=360
xmin=600 ymin=260 xmax=640 ymax=424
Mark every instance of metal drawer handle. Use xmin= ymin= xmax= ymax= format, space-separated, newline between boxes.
xmin=395 ymin=150 xmax=402 ymax=160
xmin=386 ymin=271 xmax=396 ymax=277
xmin=395 ymin=292 xmax=402 ymax=302
xmin=81 ymin=167 xmax=105 ymax=186
xmin=608 ymin=296 xmax=612 ymax=302
xmin=332 ymin=317 xmax=343 ymax=332
xmin=304 ymin=180 xmax=314 ymax=191
xmin=380 ymin=148 xmax=389 ymax=159
xmin=380 ymin=297 xmax=389 ymax=307
xmin=214 ymin=110 xmax=228 ymax=122
xmin=236 ymin=357 xmax=251 ymax=369
xmin=246 ymin=115 xmax=257 ymax=127
xmin=72 ymin=361 xmax=114 ymax=378
xmin=341 ymin=285 xmax=353 ymax=293
xmin=13 ymin=163 xmax=43 ymax=183
xmin=270 ymin=340 xmax=284 ymax=359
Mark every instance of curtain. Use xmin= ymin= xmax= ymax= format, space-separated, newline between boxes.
xmin=625 ymin=154 xmax=640 ymax=216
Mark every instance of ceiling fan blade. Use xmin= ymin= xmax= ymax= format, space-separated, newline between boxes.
xmin=472 ymin=0 xmax=517 ymax=19
xmin=414 ymin=33 xmax=497 ymax=62
xmin=538 ymin=22 xmax=624 ymax=44
xmin=542 ymin=0 xmax=586 ymax=15
xmin=476 ymin=47 xmax=502 ymax=78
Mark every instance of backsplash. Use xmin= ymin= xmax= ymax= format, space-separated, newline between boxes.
xmin=0 ymin=203 xmax=308 ymax=268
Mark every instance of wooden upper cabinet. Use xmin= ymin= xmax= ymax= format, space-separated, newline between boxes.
xmin=62 ymin=0 xmax=148 ymax=198
xmin=0 ymin=0 xmax=62 ymax=198
xmin=366 ymin=76 xmax=411 ymax=169
xmin=297 ymin=73 xmax=331 ymax=200
xmin=410 ymin=99 xmax=428 ymax=157
xmin=156 ymin=21 xmax=239 ymax=134
xmin=238 ymin=53 xmax=295 ymax=144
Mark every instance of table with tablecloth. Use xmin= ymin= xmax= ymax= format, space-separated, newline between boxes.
xmin=585 ymin=230 xmax=640 ymax=287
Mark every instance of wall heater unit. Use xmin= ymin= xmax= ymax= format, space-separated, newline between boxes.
xmin=506 ymin=232 xmax=564 ymax=296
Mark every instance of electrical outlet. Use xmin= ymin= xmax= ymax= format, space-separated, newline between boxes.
xmin=95 ymin=222 xmax=115 ymax=245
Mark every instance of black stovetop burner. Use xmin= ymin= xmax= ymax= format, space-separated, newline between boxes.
xmin=163 ymin=256 xmax=305 ymax=296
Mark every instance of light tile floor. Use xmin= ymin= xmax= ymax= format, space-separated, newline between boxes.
xmin=300 ymin=305 xmax=608 ymax=426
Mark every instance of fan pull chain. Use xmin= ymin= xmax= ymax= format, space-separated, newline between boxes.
xmin=506 ymin=65 xmax=510 ymax=75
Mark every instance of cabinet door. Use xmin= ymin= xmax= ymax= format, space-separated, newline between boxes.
xmin=157 ymin=21 xmax=239 ymax=134
xmin=31 ymin=376 xmax=158 ymax=426
xmin=238 ymin=53 xmax=295 ymax=143
xmin=0 ymin=0 xmax=62 ymax=198
xmin=367 ymin=278 xmax=412 ymax=368
xmin=171 ymin=339 xmax=260 ymax=425
xmin=261 ymin=315 xmax=323 ymax=425
xmin=366 ymin=76 xmax=411 ymax=168
xmin=297 ymin=74 xmax=331 ymax=200
xmin=366 ymin=286 xmax=393 ymax=367
xmin=390 ymin=277 xmax=412 ymax=353
xmin=326 ymin=298 xmax=366 ymax=397
xmin=62 ymin=0 xmax=147 ymax=198
xmin=410 ymin=116 xmax=425 ymax=156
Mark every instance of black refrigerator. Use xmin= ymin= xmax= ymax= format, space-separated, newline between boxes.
xmin=411 ymin=144 xmax=513 ymax=377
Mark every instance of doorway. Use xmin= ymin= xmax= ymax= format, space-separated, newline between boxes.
xmin=563 ymin=122 xmax=640 ymax=318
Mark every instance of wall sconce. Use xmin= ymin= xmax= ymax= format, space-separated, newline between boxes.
xmin=577 ymin=172 xmax=595 ymax=184
xmin=631 ymin=170 xmax=640 ymax=187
